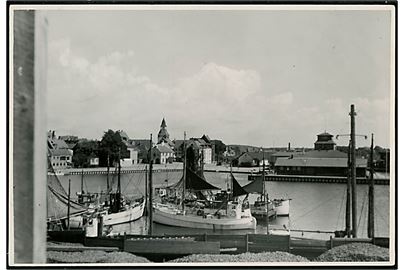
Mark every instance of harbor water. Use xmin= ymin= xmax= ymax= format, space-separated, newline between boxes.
xmin=55 ymin=168 xmax=390 ymax=240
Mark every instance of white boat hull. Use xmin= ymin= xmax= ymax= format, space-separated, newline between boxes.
xmin=103 ymin=200 xmax=145 ymax=226
xmin=273 ymin=199 xmax=290 ymax=216
xmin=153 ymin=204 xmax=256 ymax=230
xmin=251 ymin=208 xmax=277 ymax=219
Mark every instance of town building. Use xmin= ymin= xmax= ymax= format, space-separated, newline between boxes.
xmin=274 ymin=157 xmax=367 ymax=177
xmin=274 ymin=131 xmax=367 ymax=177
xmin=89 ymin=154 xmax=99 ymax=167
xmin=152 ymin=144 xmax=175 ymax=164
xmin=157 ymin=118 xmax=174 ymax=147
xmin=189 ymin=135 xmax=214 ymax=164
xmin=314 ymin=132 xmax=336 ymax=150
xmin=120 ymin=148 xmax=139 ymax=167
xmin=127 ymin=139 xmax=153 ymax=163
xmin=47 ymin=130 xmax=73 ymax=170
xmin=235 ymin=151 xmax=275 ymax=167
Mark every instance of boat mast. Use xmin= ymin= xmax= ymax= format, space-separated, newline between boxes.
xmin=80 ymin=168 xmax=84 ymax=195
xmin=230 ymin=162 xmax=233 ymax=200
xmin=262 ymin=149 xmax=269 ymax=235
xmin=368 ymin=133 xmax=375 ymax=238
xmin=346 ymin=140 xmax=352 ymax=238
xmin=145 ymin=164 xmax=148 ymax=214
xmin=182 ymin=131 xmax=187 ymax=212
xmin=148 ymin=133 xmax=153 ymax=235
xmin=118 ymin=149 xmax=121 ymax=197
xmin=350 ymin=104 xmax=357 ymax=238
xmin=67 ymin=179 xmax=71 ymax=230
xmin=106 ymin=153 xmax=110 ymax=191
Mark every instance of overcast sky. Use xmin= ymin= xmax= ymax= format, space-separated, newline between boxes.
xmin=45 ymin=7 xmax=393 ymax=148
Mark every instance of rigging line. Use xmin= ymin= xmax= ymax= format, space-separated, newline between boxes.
xmin=374 ymin=205 xmax=389 ymax=227
xmin=292 ymin=192 xmax=343 ymax=225
xmin=357 ymin=189 xmax=368 ymax=230
xmin=121 ymin=170 xmax=138 ymax=194
xmin=336 ymin=189 xmax=346 ymax=230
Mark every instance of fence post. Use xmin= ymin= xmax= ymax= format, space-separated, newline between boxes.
xmin=245 ymin=234 xmax=249 ymax=252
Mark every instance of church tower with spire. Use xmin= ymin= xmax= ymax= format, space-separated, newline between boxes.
xmin=157 ymin=118 xmax=170 ymax=144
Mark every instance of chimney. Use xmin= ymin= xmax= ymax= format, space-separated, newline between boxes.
xmin=288 ymin=142 xmax=291 ymax=151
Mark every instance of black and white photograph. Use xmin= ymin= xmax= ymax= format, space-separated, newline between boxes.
xmin=8 ymin=2 xmax=397 ymax=267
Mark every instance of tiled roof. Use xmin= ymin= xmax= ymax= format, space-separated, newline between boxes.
xmin=275 ymin=157 xmax=367 ymax=168
xmin=50 ymin=148 xmax=73 ymax=156
xmin=48 ymin=138 xmax=69 ymax=149
xmin=272 ymin=151 xmax=305 ymax=157
xmin=239 ymin=151 xmax=275 ymax=160
xmin=303 ymin=150 xmax=346 ymax=158
xmin=154 ymin=145 xmax=174 ymax=153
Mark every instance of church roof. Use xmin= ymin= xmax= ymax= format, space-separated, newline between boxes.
xmin=160 ymin=118 xmax=167 ymax=128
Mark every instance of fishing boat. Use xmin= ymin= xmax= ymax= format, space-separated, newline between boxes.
xmin=243 ymin=155 xmax=290 ymax=218
xmin=153 ymin=134 xmax=257 ymax=230
xmin=47 ymin=165 xmax=99 ymax=241
xmin=99 ymin=153 xmax=145 ymax=226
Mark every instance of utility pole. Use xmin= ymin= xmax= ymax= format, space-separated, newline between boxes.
xmin=346 ymin=140 xmax=352 ymax=237
xmin=350 ymin=104 xmax=357 ymax=238
xmin=148 ymin=134 xmax=153 ymax=235
xmin=368 ymin=133 xmax=375 ymax=239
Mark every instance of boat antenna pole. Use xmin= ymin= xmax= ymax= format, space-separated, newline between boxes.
xmin=182 ymin=131 xmax=187 ymax=212
xmin=149 ymin=133 xmax=153 ymax=235
xmin=67 ymin=179 xmax=71 ymax=230
xmin=368 ymin=133 xmax=375 ymax=239
xmin=262 ymin=148 xmax=269 ymax=235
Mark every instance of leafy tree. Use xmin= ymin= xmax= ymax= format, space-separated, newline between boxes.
xmin=99 ymin=129 xmax=128 ymax=167
xmin=72 ymin=140 xmax=99 ymax=168
xmin=212 ymin=139 xmax=226 ymax=163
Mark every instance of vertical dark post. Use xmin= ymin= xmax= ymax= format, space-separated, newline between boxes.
xmin=182 ymin=132 xmax=187 ymax=212
xmin=350 ymin=104 xmax=357 ymax=238
xmin=117 ymin=150 xmax=121 ymax=197
xmin=145 ymin=164 xmax=148 ymax=216
xmin=67 ymin=179 xmax=71 ymax=230
xmin=368 ymin=134 xmax=375 ymax=239
xmin=106 ymin=154 xmax=110 ymax=191
xmin=81 ymin=169 xmax=84 ymax=194
xmin=346 ymin=140 xmax=352 ymax=238
xmin=262 ymin=149 xmax=269 ymax=235
xmin=245 ymin=234 xmax=249 ymax=252
xmin=148 ymin=134 xmax=153 ymax=235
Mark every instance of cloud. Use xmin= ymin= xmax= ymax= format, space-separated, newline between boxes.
xmin=47 ymin=39 xmax=391 ymax=147
xmin=47 ymin=41 xmax=268 ymax=142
